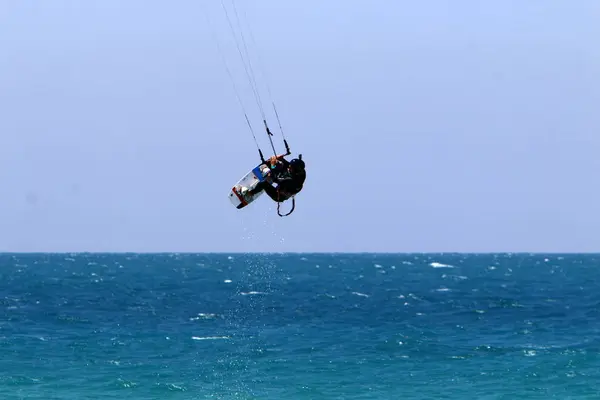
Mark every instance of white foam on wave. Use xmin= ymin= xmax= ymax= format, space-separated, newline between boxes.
xmin=430 ymin=262 xmax=454 ymax=268
xmin=240 ymin=291 xmax=266 ymax=296
xmin=189 ymin=313 xmax=217 ymax=321
xmin=192 ymin=336 xmax=230 ymax=341
xmin=352 ymin=292 xmax=369 ymax=298
xmin=442 ymin=274 xmax=468 ymax=280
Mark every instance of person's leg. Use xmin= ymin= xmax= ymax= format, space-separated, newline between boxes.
xmin=248 ymin=181 xmax=289 ymax=202
xmin=262 ymin=182 xmax=282 ymax=202
xmin=247 ymin=181 xmax=264 ymax=196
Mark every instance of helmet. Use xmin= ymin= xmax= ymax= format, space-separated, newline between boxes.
xmin=289 ymin=156 xmax=305 ymax=171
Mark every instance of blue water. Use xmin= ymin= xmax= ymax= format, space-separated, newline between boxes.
xmin=1 ymin=253 xmax=600 ymax=399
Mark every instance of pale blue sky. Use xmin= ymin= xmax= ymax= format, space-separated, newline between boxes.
xmin=1 ymin=0 xmax=599 ymax=252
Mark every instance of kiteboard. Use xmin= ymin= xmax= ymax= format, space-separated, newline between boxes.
xmin=228 ymin=163 xmax=271 ymax=209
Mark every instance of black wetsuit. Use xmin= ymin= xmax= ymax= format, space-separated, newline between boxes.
xmin=251 ymin=158 xmax=306 ymax=202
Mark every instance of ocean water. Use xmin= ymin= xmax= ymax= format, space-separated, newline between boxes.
xmin=1 ymin=253 xmax=600 ymax=399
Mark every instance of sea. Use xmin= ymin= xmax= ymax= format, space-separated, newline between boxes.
xmin=1 ymin=252 xmax=599 ymax=399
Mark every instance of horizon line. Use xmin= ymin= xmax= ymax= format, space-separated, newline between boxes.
xmin=1 ymin=251 xmax=599 ymax=255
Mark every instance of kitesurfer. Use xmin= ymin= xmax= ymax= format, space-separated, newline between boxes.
xmin=246 ymin=154 xmax=306 ymax=202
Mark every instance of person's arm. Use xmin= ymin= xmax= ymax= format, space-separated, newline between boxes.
xmin=268 ymin=154 xmax=288 ymax=167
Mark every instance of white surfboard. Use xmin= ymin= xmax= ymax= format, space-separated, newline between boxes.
xmin=228 ymin=163 xmax=271 ymax=209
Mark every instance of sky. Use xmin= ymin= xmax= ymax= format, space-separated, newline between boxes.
xmin=1 ymin=0 xmax=599 ymax=253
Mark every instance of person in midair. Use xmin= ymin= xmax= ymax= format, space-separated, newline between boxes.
xmin=245 ymin=153 xmax=306 ymax=202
